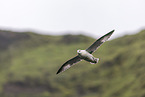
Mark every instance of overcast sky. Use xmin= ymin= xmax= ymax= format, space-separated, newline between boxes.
xmin=0 ymin=0 xmax=145 ymax=38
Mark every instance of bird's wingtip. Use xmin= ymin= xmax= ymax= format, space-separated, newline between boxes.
xmin=105 ymin=30 xmax=114 ymax=36
xmin=56 ymin=70 xmax=61 ymax=74
xmin=111 ymin=29 xmax=115 ymax=33
xmin=107 ymin=30 xmax=115 ymax=35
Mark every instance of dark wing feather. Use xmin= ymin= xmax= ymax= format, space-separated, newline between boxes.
xmin=56 ymin=55 xmax=81 ymax=74
xmin=86 ymin=30 xmax=114 ymax=54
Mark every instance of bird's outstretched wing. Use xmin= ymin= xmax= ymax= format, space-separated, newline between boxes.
xmin=86 ymin=30 xmax=114 ymax=54
xmin=56 ymin=55 xmax=81 ymax=74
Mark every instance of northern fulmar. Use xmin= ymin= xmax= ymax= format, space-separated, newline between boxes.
xmin=56 ymin=30 xmax=114 ymax=74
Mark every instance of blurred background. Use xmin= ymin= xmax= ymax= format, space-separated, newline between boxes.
xmin=0 ymin=0 xmax=145 ymax=97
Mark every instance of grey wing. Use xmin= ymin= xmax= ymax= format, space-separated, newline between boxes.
xmin=56 ymin=55 xmax=81 ymax=74
xmin=86 ymin=30 xmax=114 ymax=54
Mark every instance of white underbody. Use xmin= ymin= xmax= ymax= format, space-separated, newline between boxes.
xmin=77 ymin=50 xmax=99 ymax=64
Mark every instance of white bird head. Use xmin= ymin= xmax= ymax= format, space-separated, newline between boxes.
xmin=77 ymin=49 xmax=81 ymax=54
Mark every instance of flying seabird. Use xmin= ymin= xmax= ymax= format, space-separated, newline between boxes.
xmin=56 ymin=30 xmax=114 ymax=74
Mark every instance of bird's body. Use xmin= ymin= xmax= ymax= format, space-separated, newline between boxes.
xmin=77 ymin=50 xmax=99 ymax=64
xmin=56 ymin=30 xmax=114 ymax=74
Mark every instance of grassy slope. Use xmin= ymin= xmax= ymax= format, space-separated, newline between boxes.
xmin=0 ymin=30 xmax=145 ymax=97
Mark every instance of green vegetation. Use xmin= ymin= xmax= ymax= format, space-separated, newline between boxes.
xmin=0 ymin=29 xmax=145 ymax=97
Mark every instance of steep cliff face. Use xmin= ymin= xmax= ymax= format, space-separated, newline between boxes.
xmin=0 ymin=30 xmax=91 ymax=50
xmin=0 ymin=29 xmax=145 ymax=97
xmin=0 ymin=30 xmax=30 ymax=49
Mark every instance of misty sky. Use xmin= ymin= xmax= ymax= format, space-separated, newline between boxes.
xmin=0 ymin=0 xmax=145 ymax=38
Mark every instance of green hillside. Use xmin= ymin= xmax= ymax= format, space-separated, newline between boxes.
xmin=0 ymin=29 xmax=145 ymax=97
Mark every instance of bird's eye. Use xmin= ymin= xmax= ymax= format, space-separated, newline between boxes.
xmin=77 ymin=49 xmax=81 ymax=53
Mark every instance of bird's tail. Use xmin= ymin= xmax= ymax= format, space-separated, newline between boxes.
xmin=94 ymin=58 xmax=99 ymax=64
xmin=90 ymin=58 xmax=99 ymax=64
